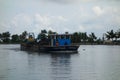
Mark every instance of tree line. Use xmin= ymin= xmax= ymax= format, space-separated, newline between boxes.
xmin=0 ymin=31 xmax=28 ymax=43
xmin=0 ymin=29 xmax=120 ymax=44
xmin=105 ymin=29 xmax=120 ymax=41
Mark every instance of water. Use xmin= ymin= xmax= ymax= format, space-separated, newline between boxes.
xmin=0 ymin=44 xmax=120 ymax=80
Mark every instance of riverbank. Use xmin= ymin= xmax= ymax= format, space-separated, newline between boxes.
xmin=72 ymin=42 xmax=120 ymax=45
xmin=1 ymin=42 xmax=120 ymax=45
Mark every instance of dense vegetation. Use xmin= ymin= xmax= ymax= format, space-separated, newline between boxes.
xmin=0 ymin=29 xmax=120 ymax=44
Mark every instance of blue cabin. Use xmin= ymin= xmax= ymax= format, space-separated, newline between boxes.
xmin=49 ymin=33 xmax=72 ymax=46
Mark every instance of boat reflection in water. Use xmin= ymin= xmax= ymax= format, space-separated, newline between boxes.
xmin=50 ymin=53 xmax=71 ymax=80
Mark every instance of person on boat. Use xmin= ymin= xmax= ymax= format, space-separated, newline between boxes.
xmin=26 ymin=35 xmax=35 ymax=47
xmin=56 ymin=41 xmax=59 ymax=46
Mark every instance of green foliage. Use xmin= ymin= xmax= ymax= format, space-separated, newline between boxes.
xmin=1 ymin=32 xmax=11 ymax=43
xmin=88 ymin=32 xmax=97 ymax=43
xmin=72 ymin=32 xmax=79 ymax=43
xmin=0 ymin=28 xmax=119 ymax=44
xmin=37 ymin=30 xmax=48 ymax=40
xmin=71 ymin=32 xmax=98 ymax=44
xmin=80 ymin=32 xmax=88 ymax=42
xmin=106 ymin=30 xmax=115 ymax=41
xmin=48 ymin=30 xmax=57 ymax=34
xmin=41 ymin=29 xmax=47 ymax=34
xmin=19 ymin=31 xmax=28 ymax=42
xmin=11 ymin=34 xmax=20 ymax=43
xmin=0 ymin=33 xmax=2 ymax=38
xmin=105 ymin=29 xmax=120 ymax=41
xmin=96 ymin=38 xmax=103 ymax=44
xmin=48 ymin=30 xmax=53 ymax=34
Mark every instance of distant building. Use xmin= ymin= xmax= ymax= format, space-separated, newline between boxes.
xmin=103 ymin=40 xmax=112 ymax=44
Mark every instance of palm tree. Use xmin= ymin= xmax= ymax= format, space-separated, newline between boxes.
xmin=88 ymin=32 xmax=97 ymax=43
xmin=82 ymin=32 xmax=88 ymax=43
xmin=78 ymin=32 xmax=82 ymax=42
xmin=0 ymin=33 xmax=2 ymax=43
xmin=105 ymin=33 xmax=110 ymax=40
xmin=48 ymin=30 xmax=53 ymax=34
xmin=78 ymin=32 xmax=88 ymax=43
xmin=106 ymin=30 xmax=115 ymax=41
xmin=37 ymin=29 xmax=48 ymax=41
xmin=0 ymin=33 xmax=2 ymax=38
xmin=118 ymin=29 xmax=120 ymax=39
xmin=114 ymin=32 xmax=119 ymax=41
xmin=41 ymin=29 xmax=47 ymax=34
xmin=20 ymin=31 xmax=28 ymax=42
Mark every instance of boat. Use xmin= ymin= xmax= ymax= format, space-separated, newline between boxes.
xmin=20 ymin=32 xmax=79 ymax=53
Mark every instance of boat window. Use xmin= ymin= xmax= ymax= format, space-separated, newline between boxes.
xmin=66 ymin=35 xmax=69 ymax=39
xmin=61 ymin=35 xmax=64 ymax=39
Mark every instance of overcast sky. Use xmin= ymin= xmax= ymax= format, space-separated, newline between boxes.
xmin=0 ymin=0 xmax=120 ymax=37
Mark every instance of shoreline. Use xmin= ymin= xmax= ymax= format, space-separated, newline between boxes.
xmin=0 ymin=43 xmax=120 ymax=45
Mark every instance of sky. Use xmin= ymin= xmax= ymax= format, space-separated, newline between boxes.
xmin=0 ymin=0 xmax=120 ymax=37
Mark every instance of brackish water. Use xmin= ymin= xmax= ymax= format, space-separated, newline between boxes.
xmin=0 ymin=44 xmax=120 ymax=80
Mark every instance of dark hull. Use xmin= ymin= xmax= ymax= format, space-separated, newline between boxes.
xmin=44 ymin=46 xmax=79 ymax=53
xmin=20 ymin=43 xmax=79 ymax=53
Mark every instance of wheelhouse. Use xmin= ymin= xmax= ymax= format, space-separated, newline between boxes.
xmin=48 ymin=33 xmax=72 ymax=46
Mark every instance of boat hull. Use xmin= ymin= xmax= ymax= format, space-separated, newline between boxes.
xmin=20 ymin=43 xmax=79 ymax=53
xmin=44 ymin=46 xmax=79 ymax=53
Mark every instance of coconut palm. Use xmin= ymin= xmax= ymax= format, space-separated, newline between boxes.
xmin=88 ymin=32 xmax=97 ymax=43
xmin=118 ymin=29 xmax=120 ymax=39
xmin=20 ymin=31 xmax=28 ymax=42
xmin=82 ymin=32 xmax=88 ymax=42
xmin=114 ymin=32 xmax=119 ymax=41
xmin=106 ymin=30 xmax=115 ymax=41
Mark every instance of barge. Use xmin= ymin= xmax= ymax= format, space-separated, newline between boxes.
xmin=20 ymin=32 xmax=79 ymax=53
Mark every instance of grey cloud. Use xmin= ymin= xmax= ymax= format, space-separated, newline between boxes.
xmin=44 ymin=0 xmax=80 ymax=4
xmin=39 ymin=0 xmax=120 ymax=4
xmin=20 ymin=0 xmax=120 ymax=4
